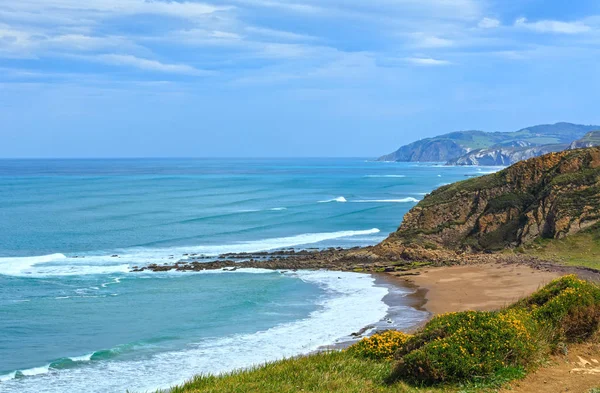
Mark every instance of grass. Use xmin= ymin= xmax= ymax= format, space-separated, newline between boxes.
xmin=161 ymin=351 xmax=445 ymax=393
xmin=516 ymin=231 xmax=600 ymax=270
xmin=161 ymin=350 xmax=518 ymax=393
xmin=157 ymin=276 xmax=600 ymax=393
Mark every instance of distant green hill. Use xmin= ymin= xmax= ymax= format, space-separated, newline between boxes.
xmin=379 ymin=122 xmax=600 ymax=165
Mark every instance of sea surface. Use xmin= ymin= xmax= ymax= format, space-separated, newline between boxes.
xmin=0 ymin=158 xmax=503 ymax=392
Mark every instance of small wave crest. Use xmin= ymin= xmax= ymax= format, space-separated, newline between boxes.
xmin=0 ymin=253 xmax=67 ymax=276
xmin=15 ymin=365 xmax=50 ymax=378
xmin=49 ymin=354 xmax=93 ymax=370
xmin=318 ymin=196 xmax=347 ymax=203
xmin=0 ymin=229 xmax=380 ymax=277
xmin=0 ymin=371 xmax=17 ymax=382
xmin=353 ymin=198 xmax=419 ymax=203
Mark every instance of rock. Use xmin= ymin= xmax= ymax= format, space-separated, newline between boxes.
xmin=376 ymin=148 xmax=600 ymax=254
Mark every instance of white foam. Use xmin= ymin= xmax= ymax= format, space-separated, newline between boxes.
xmin=101 ymin=277 xmax=122 ymax=288
xmin=0 ymin=253 xmax=67 ymax=276
xmin=69 ymin=354 xmax=93 ymax=362
xmin=165 ymin=229 xmax=381 ymax=259
xmin=0 ymin=371 xmax=16 ymax=382
xmin=0 ymin=229 xmax=380 ymax=277
xmin=20 ymin=365 xmax=50 ymax=377
xmin=0 ymin=271 xmax=390 ymax=393
xmin=269 ymin=207 xmax=287 ymax=211
xmin=318 ymin=196 xmax=347 ymax=203
xmin=353 ymin=198 xmax=419 ymax=203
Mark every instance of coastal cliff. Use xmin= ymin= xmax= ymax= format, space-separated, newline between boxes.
xmin=376 ymin=147 xmax=600 ymax=258
xmin=446 ymin=143 xmax=567 ymax=166
xmin=378 ymin=122 xmax=599 ymax=165
xmin=570 ymin=131 xmax=600 ymax=149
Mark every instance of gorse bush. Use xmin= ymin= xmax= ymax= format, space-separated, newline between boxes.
xmin=514 ymin=275 xmax=600 ymax=342
xmin=348 ymin=330 xmax=412 ymax=361
xmin=347 ymin=276 xmax=600 ymax=386
xmin=390 ymin=310 xmax=538 ymax=384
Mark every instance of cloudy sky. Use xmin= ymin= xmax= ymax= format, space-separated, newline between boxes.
xmin=1 ymin=0 xmax=599 ymax=157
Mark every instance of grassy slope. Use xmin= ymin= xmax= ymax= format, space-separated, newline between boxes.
xmin=162 ymin=350 xmax=512 ymax=393
xmin=517 ymin=231 xmax=600 ymax=270
xmin=162 ymin=352 xmax=428 ymax=393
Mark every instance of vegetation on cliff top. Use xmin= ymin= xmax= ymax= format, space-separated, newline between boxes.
xmin=382 ymin=147 xmax=600 ymax=253
xmin=160 ymin=276 xmax=600 ymax=393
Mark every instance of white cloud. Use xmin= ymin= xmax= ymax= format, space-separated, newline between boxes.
xmin=515 ymin=17 xmax=591 ymax=34
xmin=478 ymin=17 xmax=500 ymax=29
xmin=229 ymin=0 xmax=324 ymax=14
xmin=245 ymin=26 xmax=317 ymax=42
xmin=2 ymin=0 xmax=228 ymax=21
xmin=0 ymin=25 xmax=141 ymax=58
xmin=406 ymin=57 xmax=451 ymax=66
xmin=95 ymin=54 xmax=209 ymax=75
xmin=411 ymin=33 xmax=454 ymax=48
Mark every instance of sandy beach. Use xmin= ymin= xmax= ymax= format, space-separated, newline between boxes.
xmin=386 ymin=262 xmax=562 ymax=316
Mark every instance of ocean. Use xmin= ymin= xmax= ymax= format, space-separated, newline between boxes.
xmin=0 ymin=158 xmax=503 ymax=392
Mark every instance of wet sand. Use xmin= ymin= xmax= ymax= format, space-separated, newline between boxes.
xmin=387 ymin=262 xmax=561 ymax=315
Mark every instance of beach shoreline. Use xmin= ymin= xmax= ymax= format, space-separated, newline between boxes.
xmin=329 ymin=261 xmax=563 ymax=349
xmin=383 ymin=262 xmax=562 ymax=316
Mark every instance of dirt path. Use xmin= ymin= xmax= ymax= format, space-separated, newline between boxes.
xmin=501 ymin=343 xmax=600 ymax=393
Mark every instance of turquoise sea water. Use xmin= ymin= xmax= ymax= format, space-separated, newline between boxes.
xmin=0 ymin=158 xmax=502 ymax=392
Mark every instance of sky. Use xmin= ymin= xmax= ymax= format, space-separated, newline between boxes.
xmin=1 ymin=0 xmax=600 ymax=158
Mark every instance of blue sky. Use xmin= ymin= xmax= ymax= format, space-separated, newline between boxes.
xmin=1 ymin=0 xmax=599 ymax=157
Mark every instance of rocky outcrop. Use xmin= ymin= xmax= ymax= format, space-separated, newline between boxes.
xmin=570 ymin=131 xmax=600 ymax=149
xmin=376 ymin=148 xmax=600 ymax=256
xmin=378 ymin=138 xmax=469 ymax=162
xmin=448 ymin=144 xmax=567 ymax=166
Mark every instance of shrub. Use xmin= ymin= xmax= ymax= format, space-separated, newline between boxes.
xmin=348 ymin=330 xmax=412 ymax=361
xmin=513 ymin=275 xmax=600 ymax=342
xmin=391 ymin=310 xmax=538 ymax=384
xmin=560 ymin=304 xmax=600 ymax=342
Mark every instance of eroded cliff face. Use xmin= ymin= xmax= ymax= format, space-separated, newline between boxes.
xmin=375 ymin=148 xmax=600 ymax=259
xmin=447 ymin=144 xmax=567 ymax=166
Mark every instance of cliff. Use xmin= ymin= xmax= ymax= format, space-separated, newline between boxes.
xmin=378 ymin=122 xmax=600 ymax=165
xmin=447 ymin=144 xmax=567 ymax=166
xmin=376 ymin=147 xmax=600 ymax=258
xmin=378 ymin=137 xmax=469 ymax=162
xmin=570 ymin=131 xmax=600 ymax=149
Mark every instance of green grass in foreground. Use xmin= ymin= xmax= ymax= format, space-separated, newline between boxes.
xmin=160 ymin=350 xmax=519 ymax=393
xmin=158 ymin=276 xmax=600 ymax=393
xmin=516 ymin=230 xmax=600 ymax=270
